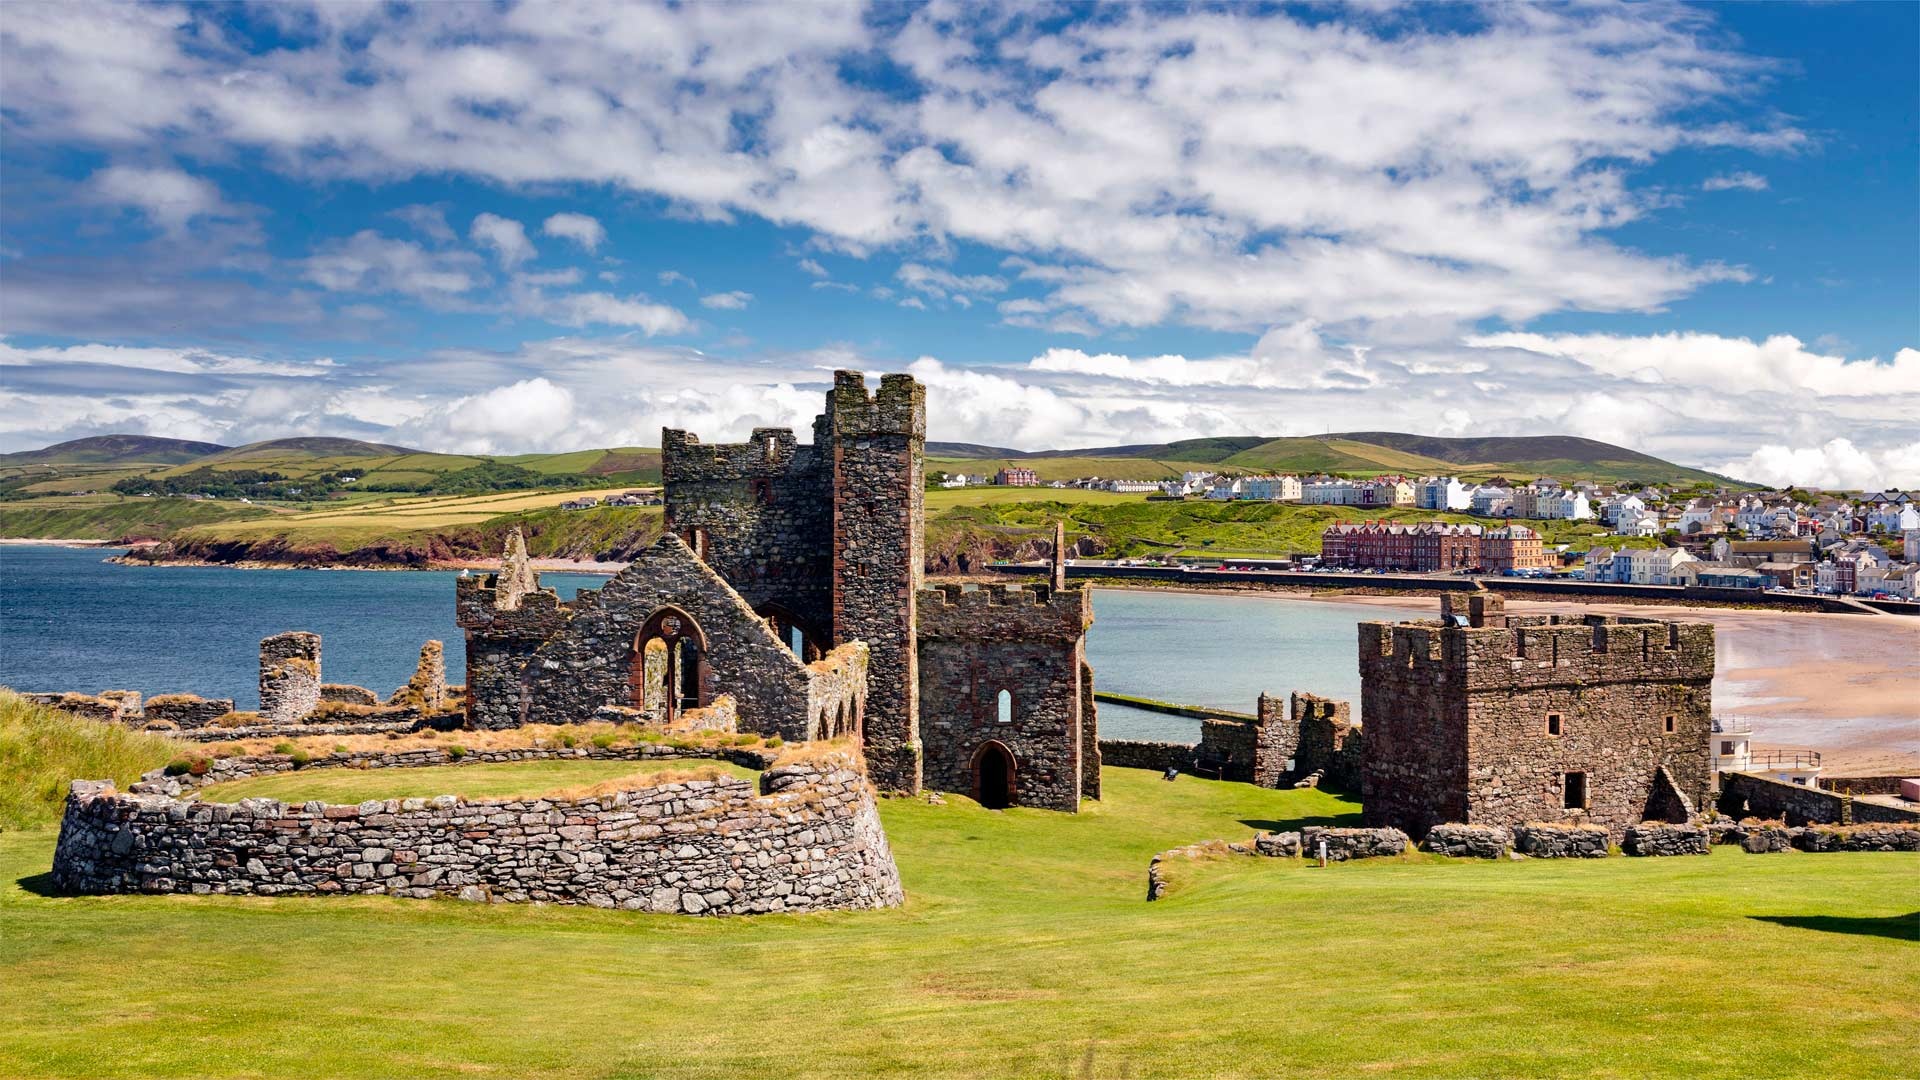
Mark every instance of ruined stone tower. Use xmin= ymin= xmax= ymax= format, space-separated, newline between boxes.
xmin=825 ymin=372 xmax=927 ymax=791
xmin=1358 ymin=593 xmax=1713 ymax=840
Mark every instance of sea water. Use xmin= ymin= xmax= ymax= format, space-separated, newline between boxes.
xmin=0 ymin=545 xmax=1424 ymax=742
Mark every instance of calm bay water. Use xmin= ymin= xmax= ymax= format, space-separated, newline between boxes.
xmin=0 ymin=545 xmax=1423 ymax=742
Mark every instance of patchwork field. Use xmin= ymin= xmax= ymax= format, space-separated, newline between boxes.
xmin=1 ymin=739 xmax=1913 ymax=1078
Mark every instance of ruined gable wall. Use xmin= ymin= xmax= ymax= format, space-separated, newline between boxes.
xmin=1359 ymin=622 xmax=1470 ymax=838
xmin=662 ymin=427 xmax=834 ymax=639
xmin=829 ymin=372 xmax=926 ymax=793
xmin=1292 ymin=692 xmax=1361 ymax=790
xmin=456 ymin=576 xmax=572 ymax=730
xmin=915 ymin=584 xmax=1090 ymax=811
xmin=520 ymin=536 xmax=822 ymax=739
xmin=1459 ymin=618 xmax=1713 ymax=838
xmin=258 ymin=632 xmax=321 ymax=724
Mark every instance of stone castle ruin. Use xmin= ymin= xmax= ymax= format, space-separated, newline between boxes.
xmin=458 ymin=370 xmax=1097 ymax=812
xmin=1358 ymin=592 xmax=1714 ymax=840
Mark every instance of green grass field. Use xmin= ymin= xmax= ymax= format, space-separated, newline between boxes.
xmin=194 ymin=758 xmax=758 ymax=803
xmin=2 ymin=750 xmax=1913 ymax=1078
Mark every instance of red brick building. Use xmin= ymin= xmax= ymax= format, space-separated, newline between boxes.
xmin=1321 ymin=522 xmax=1482 ymax=571
xmin=995 ymin=466 xmax=1039 ymax=487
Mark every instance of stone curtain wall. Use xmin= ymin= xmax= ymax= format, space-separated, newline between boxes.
xmin=916 ymin=583 xmax=1092 ymax=811
xmin=259 ymin=631 xmax=322 ymax=723
xmin=661 ymin=426 xmax=835 ymax=645
xmin=1098 ymin=739 xmax=1197 ymax=773
xmin=828 ymin=371 xmax=927 ymax=795
xmin=53 ymin=755 xmax=904 ymax=915
xmin=1291 ymin=692 xmax=1362 ymax=790
xmin=1720 ymin=770 xmax=1920 ymax=826
xmin=1361 ymin=613 xmax=1714 ymax=840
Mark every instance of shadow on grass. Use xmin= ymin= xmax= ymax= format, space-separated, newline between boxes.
xmin=15 ymin=871 xmax=61 ymax=898
xmin=1238 ymin=814 xmax=1361 ymax=832
xmin=1749 ymin=913 xmax=1919 ymax=941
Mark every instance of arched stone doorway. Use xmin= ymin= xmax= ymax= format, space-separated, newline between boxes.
xmin=972 ymin=741 xmax=1017 ymax=810
xmin=631 ymin=607 xmax=709 ymax=723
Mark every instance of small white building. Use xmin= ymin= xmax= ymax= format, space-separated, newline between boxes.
xmin=1469 ymin=485 xmax=1513 ymax=516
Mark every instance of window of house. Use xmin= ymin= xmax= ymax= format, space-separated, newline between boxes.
xmin=1563 ymin=772 xmax=1587 ymax=809
xmin=996 ymin=689 xmax=1013 ymax=724
xmin=1545 ymin=713 xmax=1562 ymax=736
xmin=1664 ymin=715 xmax=1676 ymax=733
xmin=1721 ymin=741 xmax=1735 ymax=756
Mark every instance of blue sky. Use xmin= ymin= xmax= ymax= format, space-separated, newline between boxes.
xmin=0 ymin=1 xmax=1915 ymax=487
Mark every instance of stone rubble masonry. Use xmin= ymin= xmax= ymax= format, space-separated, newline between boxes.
xmin=1621 ymin=823 xmax=1710 ymax=856
xmin=915 ymin=582 xmax=1092 ymax=811
xmin=1720 ymin=769 xmax=1920 ymax=826
xmin=1512 ymin=823 xmax=1611 ymax=858
xmin=828 ymin=371 xmax=926 ymax=794
xmin=23 ymin=691 xmax=142 ymax=724
xmin=1097 ymin=739 xmax=1197 ymax=774
xmin=391 ymin=640 xmax=447 ymax=709
xmin=141 ymin=694 xmax=237 ymax=729
xmin=460 ymin=533 xmax=866 ymax=743
xmin=1299 ymin=826 xmax=1409 ymax=861
xmin=1423 ymin=823 xmax=1513 ymax=858
xmin=1290 ymin=692 xmax=1362 ymax=790
xmin=1791 ymin=824 xmax=1920 ymax=852
xmin=139 ymin=740 xmax=779 ymax=797
xmin=320 ymin=685 xmax=381 ymax=706
xmin=1360 ymin=596 xmax=1714 ymax=841
xmin=52 ymin=752 xmax=904 ymax=915
xmin=1078 ymin=659 xmax=1101 ymax=801
xmin=259 ymin=631 xmax=323 ymax=724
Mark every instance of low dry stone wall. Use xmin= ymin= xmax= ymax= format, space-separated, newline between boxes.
xmin=1423 ymin=823 xmax=1512 ymax=859
xmin=319 ymin=684 xmax=381 ymax=705
xmin=140 ymin=741 xmax=779 ymax=797
xmin=1792 ymin=824 xmax=1920 ymax=852
xmin=1301 ymin=826 xmax=1408 ymax=861
xmin=141 ymin=695 xmax=236 ymax=729
xmin=1098 ymin=739 xmax=1197 ymax=774
xmin=1513 ymin=823 xmax=1611 ymax=858
xmin=1728 ymin=823 xmax=1796 ymax=853
xmin=1622 ymin=823 xmax=1709 ymax=857
xmin=53 ymin=754 xmax=903 ymax=915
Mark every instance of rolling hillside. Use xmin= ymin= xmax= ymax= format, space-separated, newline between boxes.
xmin=0 ymin=435 xmax=230 ymax=465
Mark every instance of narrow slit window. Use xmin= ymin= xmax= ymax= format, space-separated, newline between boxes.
xmin=996 ymin=689 xmax=1013 ymax=725
xmin=1545 ymin=713 xmax=1562 ymax=737
xmin=1663 ymin=715 xmax=1676 ymax=734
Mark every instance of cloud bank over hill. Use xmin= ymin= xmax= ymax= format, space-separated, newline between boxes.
xmin=0 ymin=1 xmax=1912 ymax=486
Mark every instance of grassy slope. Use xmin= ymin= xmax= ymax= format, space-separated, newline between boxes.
xmin=927 ymin=455 xmax=1222 ymax=482
xmin=196 ymin=758 xmax=758 ymax=803
xmin=0 ymin=494 xmax=274 ymax=540
xmin=0 ymin=693 xmax=178 ymax=830
xmin=0 ymin=761 xmax=1912 ymax=1078
xmin=1219 ymin=436 xmax=1458 ymax=476
xmin=938 ymin=498 xmax=1645 ymax=558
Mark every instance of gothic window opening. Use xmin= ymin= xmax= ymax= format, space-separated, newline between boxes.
xmin=996 ymin=689 xmax=1014 ymax=725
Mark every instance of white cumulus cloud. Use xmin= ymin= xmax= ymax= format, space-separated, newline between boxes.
xmin=541 ymin=212 xmax=606 ymax=252
xmin=470 ymin=213 xmax=536 ymax=268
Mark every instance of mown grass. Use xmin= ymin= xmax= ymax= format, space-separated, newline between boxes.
xmin=0 ymin=747 xmax=1913 ymax=1078
xmin=0 ymin=692 xmax=179 ymax=829
xmin=194 ymin=758 xmax=758 ymax=804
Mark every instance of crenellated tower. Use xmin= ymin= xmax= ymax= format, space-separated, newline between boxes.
xmin=826 ymin=371 xmax=927 ymax=792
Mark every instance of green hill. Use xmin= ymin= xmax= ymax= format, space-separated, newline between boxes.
xmin=0 ymin=435 xmax=229 ymax=465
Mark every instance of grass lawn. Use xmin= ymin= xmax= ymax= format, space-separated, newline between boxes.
xmin=193 ymin=758 xmax=758 ymax=803
xmin=1 ymin=765 xmax=1913 ymax=1079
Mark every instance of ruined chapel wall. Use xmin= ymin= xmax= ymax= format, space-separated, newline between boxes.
xmin=519 ymin=537 xmax=822 ymax=740
xmin=457 ymin=576 xmax=572 ymax=730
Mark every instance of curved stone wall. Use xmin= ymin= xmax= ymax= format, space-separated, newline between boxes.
xmin=52 ymin=753 xmax=904 ymax=915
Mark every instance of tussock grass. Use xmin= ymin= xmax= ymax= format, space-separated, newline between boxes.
xmin=0 ymin=690 xmax=179 ymax=829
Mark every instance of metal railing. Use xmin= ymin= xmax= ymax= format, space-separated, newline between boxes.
xmin=1748 ymin=750 xmax=1822 ymax=770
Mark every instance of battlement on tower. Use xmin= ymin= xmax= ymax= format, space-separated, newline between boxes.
xmin=829 ymin=370 xmax=926 ymax=439
xmin=1360 ymin=612 xmax=1714 ymax=690
xmin=662 ymin=427 xmax=819 ymax=483
xmin=915 ymin=583 xmax=1091 ymax=643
